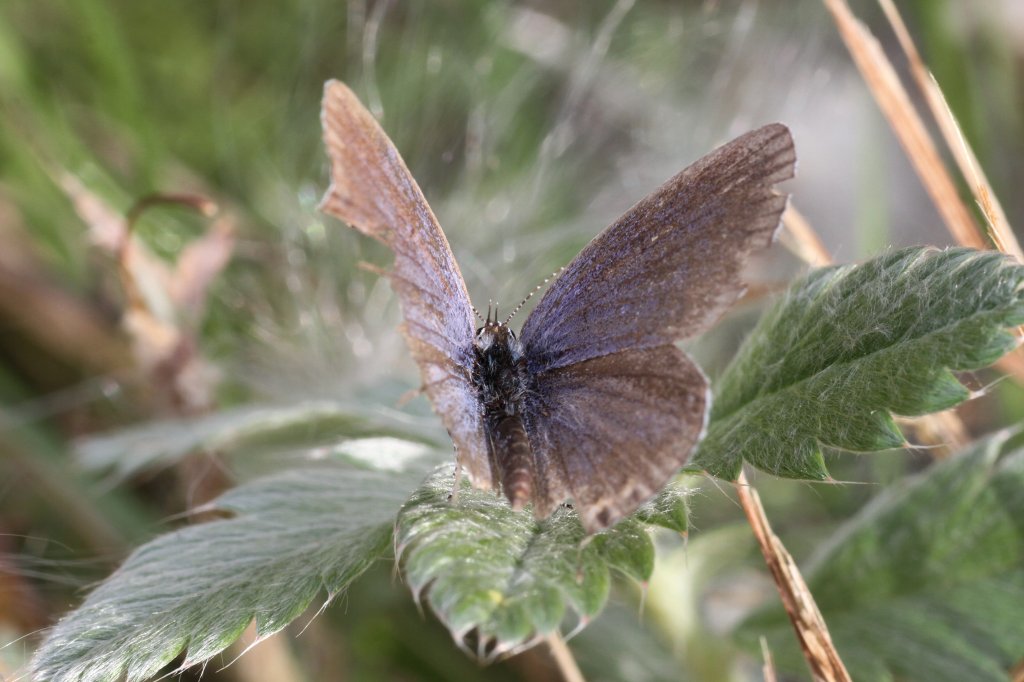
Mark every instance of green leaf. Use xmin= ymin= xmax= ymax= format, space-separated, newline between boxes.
xmin=694 ymin=247 xmax=1024 ymax=480
xmin=76 ymin=400 xmax=436 ymax=481
xmin=633 ymin=479 xmax=692 ymax=534
xmin=30 ymin=450 xmax=433 ymax=682
xmin=395 ymin=466 xmax=655 ymax=659
xmin=739 ymin=428 xmax=1024 ymax=682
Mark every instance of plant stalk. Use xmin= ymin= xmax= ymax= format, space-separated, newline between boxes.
xmin=736 ymin=470 xmax=851 ymax=682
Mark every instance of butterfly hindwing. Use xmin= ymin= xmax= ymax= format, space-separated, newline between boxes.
xmin=524 ymin=345 xmax=708 ymax=532
xmin=319 ymin=80 xmax=492 ymax=487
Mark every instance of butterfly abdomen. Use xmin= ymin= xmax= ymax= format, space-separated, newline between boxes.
xmin=489 ymin=413 xmax=533 ymax=509
xmin=473 ymin=322 xmax=535 ymax=508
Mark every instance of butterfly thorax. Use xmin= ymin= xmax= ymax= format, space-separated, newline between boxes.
xmin=472 ymin=322 xmax=534 ymax=509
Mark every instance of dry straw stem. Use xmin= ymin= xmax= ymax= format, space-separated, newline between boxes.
xmin=745 ymin=205 xmax=860 ymax=677
xmin=228 ymin=624 xmax=308 ymax=682
xmin=824 ymin=0 xmax=1024 ymax=383
xmin=781 ymin=204 xmax=831 ymax=268
xmin=1011 ymin=656 xmax=1024 ymax=682
xmin=760 ymin=636 xmax=779 ymax=682
xmin=878 ymin=0 xmax=1022 ymax=262
xmin=822 ymin=0 xmax=984 ymax=251
xmin=736 ymin=470 xmax=852 ymax=682
xmin=895 ymin=409 xmax=969 ymax=456
xmin=545 ymin=632 xmax=586 ymax=682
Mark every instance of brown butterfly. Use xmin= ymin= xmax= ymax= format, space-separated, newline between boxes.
xmin=319 ymin=80 xmax=795 ymax=532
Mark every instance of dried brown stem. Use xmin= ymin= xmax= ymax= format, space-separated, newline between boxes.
xmin=1010 ymin=656 xmax=1024 ymax=682
xmin=546 ymin=632 xmax=586 ymax=682
xmin=782 ymin=204 xmax=831 ymax=268
xmin=227 ymin=624 xmax=307 ymax=682
xmin=825 ymin=0 xmax=1024 ymax=385
xmin=878 ymin=0 xmax=1021 ymax=262
xmin=736 ymin=470 xmax=851 ymax=682
xmin=822 ymin=0 xmax=985 ymax=251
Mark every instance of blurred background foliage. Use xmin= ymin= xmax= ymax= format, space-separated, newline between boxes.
xmin=2 ymin=0 xmax=1023 ymax=680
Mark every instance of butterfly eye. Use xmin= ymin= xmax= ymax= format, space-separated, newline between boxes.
xmin=475 ymin=327 xmax=495 ymax=350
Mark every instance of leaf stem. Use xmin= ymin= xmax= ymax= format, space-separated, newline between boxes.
xmin=735 ymin=470 xmax=851 ymax=682
xmin=545 ymin=632 xmax=586 ymax=682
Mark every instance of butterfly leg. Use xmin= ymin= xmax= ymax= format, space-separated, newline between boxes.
xmin=449 ymin=441 xmax=463 ymax=504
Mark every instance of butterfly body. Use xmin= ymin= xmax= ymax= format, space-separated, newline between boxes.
xmin=473 ymin=321 xmax=534 ymax=508
xmin=319 ymin=79 xmax=796 ymax=533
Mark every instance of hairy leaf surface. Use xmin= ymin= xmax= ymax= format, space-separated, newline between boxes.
xmin=633 ymin=479 xmax=692 ymax=533
xmin=31 ymin=453 xmax=431 ymax=682
xmin=739 ymin=428 xmax=1024 ymax=681
xmin=76 ymin=400 xmax=434 ymax=481
xmin=395 ymin=466 xmax=657 ymax=659
xmin=694 ymin=247 xmax=1024 ymax=479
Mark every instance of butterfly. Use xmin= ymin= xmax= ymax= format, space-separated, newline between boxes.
xmin=319 ymin=80 xmax=795 ymax=533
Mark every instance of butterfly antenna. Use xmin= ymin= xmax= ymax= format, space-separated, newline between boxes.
xmin=503 ymin=267 xmax=565 ymax=325
xmin=471 ymin=305 xmax=484 ymax=323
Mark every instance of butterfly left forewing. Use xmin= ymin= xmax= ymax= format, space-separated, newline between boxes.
xmin=319 ymin=80 xmax=492 ymax=486
xmin=524 ymin=345 xmax=708 ymax=532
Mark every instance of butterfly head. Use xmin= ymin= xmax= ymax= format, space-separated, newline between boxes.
xmin=474 ymin=302 xmax=523 ymax=357
xmin=474 ymin=319 xmax=521 ymax=357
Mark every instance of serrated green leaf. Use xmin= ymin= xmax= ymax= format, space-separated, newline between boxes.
xmin=30 ymin=450 xmax=433 ymax=682
xmin=694 ymin=247 xmax=1024 ymax=480
xmin=395 ymin=466 xmax=654 ymax=659
xmin=738 ymin=428 xmax=1024 ymax=682
xmin=76 ymin=400 xmax=435 ymax=481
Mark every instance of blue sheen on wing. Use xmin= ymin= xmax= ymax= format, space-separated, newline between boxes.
xmin=520 ymin=124 xmax=795 ymax=374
